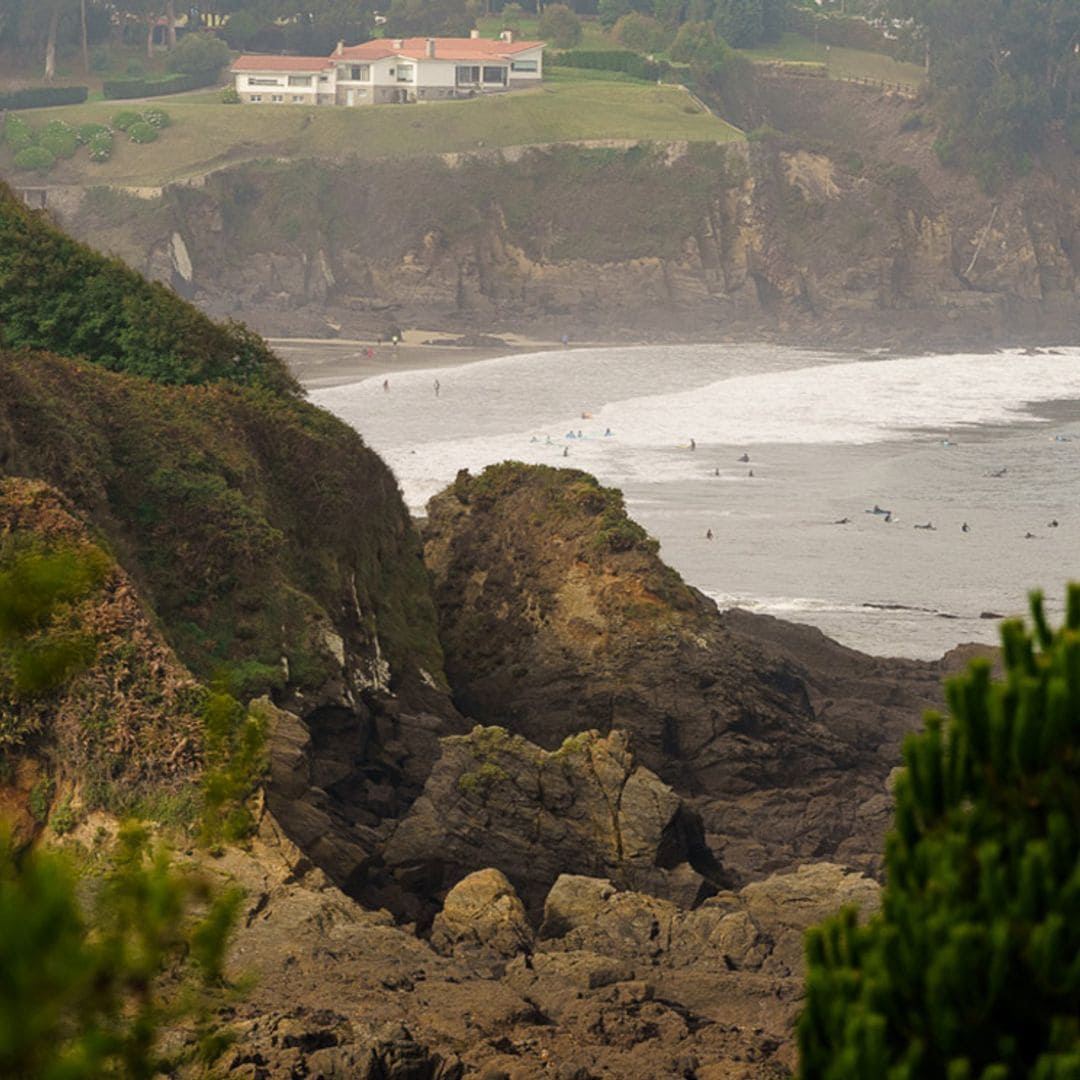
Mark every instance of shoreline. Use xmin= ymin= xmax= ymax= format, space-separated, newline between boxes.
xmin=278 ymin=329 xmax=1079 ymax=391
xmin=276 ymin=329 xmax=617 ymax=389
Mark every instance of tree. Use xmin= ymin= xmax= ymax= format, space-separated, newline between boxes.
xmin=166 ymin=31 xmax=230 ymax=77
xmin=613 ymin=11 xmax=671 ymax=52
xmin=712 ymin=0 xmax=762 ymax=47
xmin=538 ymin=2 xmax=582 ymax=47
xmin=886 ymin=0 xmax=1080 ymax=182
xmin=799 ymin=587 xmax=1080 ymax=1078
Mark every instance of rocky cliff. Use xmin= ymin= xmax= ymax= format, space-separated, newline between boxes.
xmin=423 ymin=463 xmax=951 ymax=883
xmin=0 ymin=186 xmax=988 ymax=1076
xmin=48 ymin=83 xmax=1080 ymax=348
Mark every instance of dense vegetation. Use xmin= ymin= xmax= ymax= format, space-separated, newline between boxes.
xmin=0 ymin=181 xmax=296 ymax=392
xmin=0 ymin=350 xmax=444 ymax=698
xmin=887 ymin=0 xmax=1080 ymax=186
xmin=800 ymin=588 xmax=1080 ymax=1077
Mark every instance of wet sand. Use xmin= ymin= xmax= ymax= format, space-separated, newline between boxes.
xmin=273 ymin=330 xmax=565 ymax=390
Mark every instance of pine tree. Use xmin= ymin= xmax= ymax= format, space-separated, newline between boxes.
xmin=799 ymin=586 xmax=1080 ymax=1079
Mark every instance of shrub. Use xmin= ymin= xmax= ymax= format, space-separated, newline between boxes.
xmin=75 ymin=122 xmax=110 ymax=144
xmin=12 ymin=146 xmax=56 ymax=175
xmin=111 ymin=110 xmax=141 ymax=131
xmin=49 ymin=795 xmax=77 ymax=836
xmin=3 ymin=116 xmax=34 ymax=152
xmin=127 ymin=121 xmax=159 ymax=144
xmin=166 ymin=32 xmax=231 ymax=78
xmin=39 ymin=130 xmax=78 ymax=161
xmin=0 ymin=86 xmax=88 ymax=110
xmin=799 ymin=587 xmax=1080 ymax=1078
xmin=220 ymin=85 xmax=241 ymax=104
xmin=140 ymin=106 xmax=171 ymax=129
xmin=0 ymin=824 xmax=242 ymax=1077
xmin=87 ymin=131 xmax=113 ymax=162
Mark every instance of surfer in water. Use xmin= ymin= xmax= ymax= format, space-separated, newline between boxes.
xmin=834 ymin=517 xmax=851 ymax=525
xmin=738 ymin=453 xmax=750 ymax=463
xmin=690 ymin=438 xmax=696 ymax=451
xmin=962 ymin=522 xmax=971 ymax=533
xmin=705 ymin=528 xmax=713 ymax=540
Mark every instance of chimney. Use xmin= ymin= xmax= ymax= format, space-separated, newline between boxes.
xmin=392 ymin=37 xmax=403 ymax=49
xmin=470 ymin=28 xmax=480 ymax=39
xmin=499 ymin=29 xmax=513 ymax=43
xmin=334 ymin=40 xmax=344 ymax=56
xmin=425 ymin=37 xmax=436 ymax=57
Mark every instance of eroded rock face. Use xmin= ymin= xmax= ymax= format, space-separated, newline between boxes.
xmin=423 ymin=464 xmax=947 ymax=882
xmin=382 ymin=725 xmax=727 ymax=917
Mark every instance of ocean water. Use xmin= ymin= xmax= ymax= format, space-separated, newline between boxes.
xmin=310 ymin=344 xmax=1080 ymax=659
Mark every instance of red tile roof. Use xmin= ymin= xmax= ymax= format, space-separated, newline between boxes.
xmin=231 ymin=54 xmax=333 ymax=72
xmin=337 ymin=36 xmax=544 ymax=62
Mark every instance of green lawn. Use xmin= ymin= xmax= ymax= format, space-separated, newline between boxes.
xmin=740 ymin=32 xmax=926 ymax=87
xmin=0 ymin=78 xmax=741 ymax=188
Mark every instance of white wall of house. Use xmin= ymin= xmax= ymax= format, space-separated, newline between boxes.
xmin=233 ymin=40 xmax=544 ymax=105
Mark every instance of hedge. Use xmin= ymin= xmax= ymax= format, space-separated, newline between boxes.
xmin=548 ymin=49 xmax=666 ymax=81
xmin=102 ymin=71 xmax=216 ymax=100
xmin=0 ymin=86 xmax=88 ymax=110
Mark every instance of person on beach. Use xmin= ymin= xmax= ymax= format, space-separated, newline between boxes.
xmin=690 ymin=438 xmax=696 ymax=451
xmin=434 ymin=378 xmax=440 ymax=397
xmin=605 ymin=428 xmax=613 ymax=437
xmin=383 ymin=379 xmax=389 ymax=392
xmin=563 ymin=446 xmax=569 ymax=457
xmin=706 ymin=528 xmax=713 ymax=540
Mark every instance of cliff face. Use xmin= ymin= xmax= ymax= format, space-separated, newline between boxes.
xmin=54 ymin=90 xmax=1080 ymax=347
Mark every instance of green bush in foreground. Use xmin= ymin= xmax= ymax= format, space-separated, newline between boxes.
xmin=799 ymin=586 xmax=1080 ymax=1079
xmin=0 ymin=822 xmax=242 ymax=1078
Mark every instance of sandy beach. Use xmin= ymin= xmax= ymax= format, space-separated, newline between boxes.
xmin=273 ymin=329 xmax=567 ymax=390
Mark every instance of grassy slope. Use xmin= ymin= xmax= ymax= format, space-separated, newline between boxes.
xmin=0 ymin=181 xmax=444 ymax=696
xmin=0 ymin=79 xmax=740 ymax=188
xmin=742 ymin=32 xmax=925 ymax=87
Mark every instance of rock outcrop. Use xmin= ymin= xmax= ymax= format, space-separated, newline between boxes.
xmin=423 ymin=463 xmax=947 ymax=881
xmin=195 ymin=813 xmax=880 ymax=1079
xmin=382 ymin=725 xmax=727 ymax=917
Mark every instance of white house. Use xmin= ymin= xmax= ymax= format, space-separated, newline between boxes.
xmin=231 ymin=31 xmax=544 ymax=106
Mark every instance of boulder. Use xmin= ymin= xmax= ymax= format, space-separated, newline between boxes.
xmin=430 ymin=868 xmax=533 ymax=967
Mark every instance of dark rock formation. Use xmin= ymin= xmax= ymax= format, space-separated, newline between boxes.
xmin=382 ymin=725 xmax=725 ymax=917
xmin=423 ymin=463 xmax=947 ymax=881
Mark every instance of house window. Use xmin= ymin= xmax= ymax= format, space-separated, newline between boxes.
xmin=396 ymin=63 xmax=414 ymax=82
xmin=456 ymin=65 xmax=480 ymax=84
xmin=288 ymin=75 xmax=312 ymax=86
xmin=511 ymin=59 xmax=537 ymax=72
xmin=292 ymin=95 xmax=305 ymax=102
xmin=250 ymin=94 xmax=262 ymax=102
xmin=248 ymin=76 xmax=280 ymax=86
xmin=271 ymin=94 xmax=284 ymax=102
xmin=483 ymin=65 xmax=506 ymax=84
xmin=319 ymin=74 xmax=329 ymax=82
